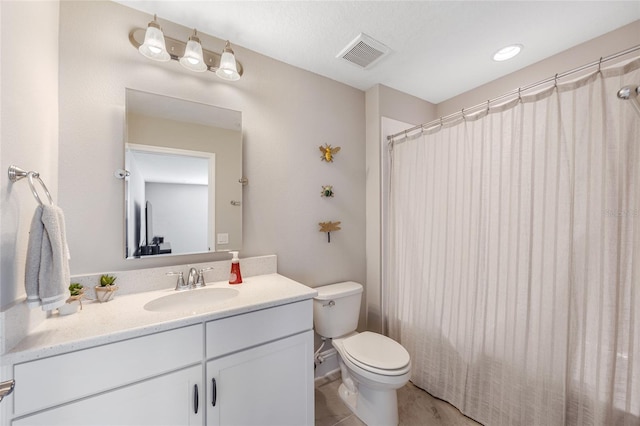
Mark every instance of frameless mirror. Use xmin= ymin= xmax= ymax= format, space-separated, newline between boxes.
xmin=125 ymin=89 xmax=242 ymax=259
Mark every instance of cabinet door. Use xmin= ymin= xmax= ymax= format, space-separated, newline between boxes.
xmin=12 ymin=365 xmax=203 ymax=426
xmin=206 ymin=330 xmax=314 ymax=426
xmin=13 ymin=324 xmax=202 ymax=417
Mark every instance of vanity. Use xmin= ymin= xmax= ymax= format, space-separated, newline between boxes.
xmin=1 ymin=271 xmax=317 ymax=426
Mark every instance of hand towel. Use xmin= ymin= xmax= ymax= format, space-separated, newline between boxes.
xmin=25 ymin=205 xmax=70 ymax=311
xmin=25 ymin=206 xmax=44 ymax=308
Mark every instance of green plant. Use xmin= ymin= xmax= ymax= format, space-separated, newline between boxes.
xmin=69 ymin=282 xmax=84 ymax=296
xmin=99 ymin=274 xmax=117 ymax=287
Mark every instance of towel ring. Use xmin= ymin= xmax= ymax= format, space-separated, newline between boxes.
xmin=27 ymin=172 xmax=53 ymax=206
xmin=8 ymin=165 xmax=54 ymax=206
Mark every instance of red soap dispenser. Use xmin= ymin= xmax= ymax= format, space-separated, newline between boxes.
xmin=229 ymin=251 xmax=243 ymax=284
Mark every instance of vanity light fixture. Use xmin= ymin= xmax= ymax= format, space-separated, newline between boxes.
xmin=130 ymin=15 xmax=244 ymax=80
xmin=179 ymin=29 xmax=207 ymax=72
xmin=138 ymin=14 xmax=170 ymax=62
xmin=493 ymin=44 xmax=523 ymax=62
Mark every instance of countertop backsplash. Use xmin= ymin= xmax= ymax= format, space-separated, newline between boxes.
xmin=73 ymin=255 xmax=278 ymax=299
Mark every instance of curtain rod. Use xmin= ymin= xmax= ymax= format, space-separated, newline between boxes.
xmin=387 ymin=44 xmax=640 ymax=142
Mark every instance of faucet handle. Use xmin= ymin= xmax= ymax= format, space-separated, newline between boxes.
xmin=195 ymin=267 xmax=214 ymax=288
xmin=166 ymin=271 xmax=187 ymax=291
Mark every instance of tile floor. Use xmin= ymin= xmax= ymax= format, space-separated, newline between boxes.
xmin=315 ymin=373 xmax=481 ymax=426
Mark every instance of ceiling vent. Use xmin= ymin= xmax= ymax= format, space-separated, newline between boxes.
xmin=337 ymin=33 xmax=390 ymax=69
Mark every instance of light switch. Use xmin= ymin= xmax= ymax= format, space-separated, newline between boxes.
xmin=217 ymin=233 xmax=229 ymax=244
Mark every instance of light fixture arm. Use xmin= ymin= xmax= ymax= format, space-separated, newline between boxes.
xmin=129 ymin=28 xmax=244 ymax=77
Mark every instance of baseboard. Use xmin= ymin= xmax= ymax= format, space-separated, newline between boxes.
xmin=314 ymin=347 xmax=340 ymax=382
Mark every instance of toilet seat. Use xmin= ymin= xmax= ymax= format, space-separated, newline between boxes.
xmin=341 ymin=332 xmax=410 ymax=376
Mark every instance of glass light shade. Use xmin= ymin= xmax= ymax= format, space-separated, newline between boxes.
xmin=179 ymin=32 xmax=207 ymax=72
xmin=139 ymin=20 xmax=170 ymax=62
xmin=216 ymin=41 xmax=240 ymax=81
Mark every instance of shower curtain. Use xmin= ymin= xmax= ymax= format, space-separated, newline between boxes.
xmin=387 ymin=59 xmax=640 ymax=425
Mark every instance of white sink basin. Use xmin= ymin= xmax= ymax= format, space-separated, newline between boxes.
xmin=144 ymin=287 xmax=239 ymax=313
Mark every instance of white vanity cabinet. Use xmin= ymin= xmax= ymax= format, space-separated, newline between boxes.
xmin=10 ymin=325 xmax=203 ymax=426
xmin=13 ymin=365 xmax=203 ymax=426
xmin=6 ymin=292 xmax=315 ymax=426
xmin=206 ymin=331 xmax=314 ymax=426
xmin=205 ymin=300 xmax=314 ymax=426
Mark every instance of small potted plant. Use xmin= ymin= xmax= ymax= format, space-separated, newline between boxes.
xmin=95 ymin=274 xmax=118 ymax=303
xmin=58 ymin=283 xmax=84 ymax=316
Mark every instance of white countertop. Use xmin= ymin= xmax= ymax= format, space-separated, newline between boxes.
xmin=4 ymin=273 xmax=317 ymax=365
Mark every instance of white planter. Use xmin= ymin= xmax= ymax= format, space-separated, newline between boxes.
xmin=58 ymin=300 xmax=80 ymax=316
xmin=95 ymin=285 xmax=118 ymax=303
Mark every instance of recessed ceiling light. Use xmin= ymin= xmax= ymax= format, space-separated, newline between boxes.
xmin=493 ymin=44 xmax=523 ymax=62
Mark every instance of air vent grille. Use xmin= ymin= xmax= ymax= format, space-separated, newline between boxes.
xmin=337 ymin=33 xmax=390 ymax=69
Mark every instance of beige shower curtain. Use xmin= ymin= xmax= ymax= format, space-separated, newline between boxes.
xmin=388 ymin=59 xmax=640 ymax=425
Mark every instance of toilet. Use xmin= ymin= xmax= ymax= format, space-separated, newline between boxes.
xmin=313 ymin=282 xmax=411 ymax=426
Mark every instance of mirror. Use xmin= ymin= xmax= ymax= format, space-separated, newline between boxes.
xmin=125 ymin=89 xmax=242 ymax=259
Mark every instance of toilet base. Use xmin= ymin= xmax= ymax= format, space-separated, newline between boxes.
xmin=338 ymin=382 xmax=399 ymax=426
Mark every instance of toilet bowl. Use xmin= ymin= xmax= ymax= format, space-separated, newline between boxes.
xmin=332 ymin=331 xmax=411 ymax=425
xmin=313 ymin=282 xmax=411 ymax=426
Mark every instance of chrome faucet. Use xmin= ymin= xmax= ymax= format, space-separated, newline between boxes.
xmin=167 ymin=266 xmax=214 ymax=291
xmin=187 ymin=267 xmax=199 ymax=288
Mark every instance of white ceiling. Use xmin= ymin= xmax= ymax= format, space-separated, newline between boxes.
xmin=130 ymin=150 xmax=209 ymax=185
xmin=115 ymin=1 xmax=639 ymax=104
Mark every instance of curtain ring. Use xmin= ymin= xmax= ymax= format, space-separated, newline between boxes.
xmin=554 ymin=73 xmax=559 ymax=90
xmin=597 ymin=57 xmax=603 ymax=73
xmin=486 ymin=100 xmax=490 ymax=113
xmin=518 ymin=87 xmax=522 ymax=103
xmin=461 ymin=108 xmax=466 ymax=120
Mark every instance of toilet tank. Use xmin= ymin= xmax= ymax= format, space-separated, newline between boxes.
xmin=313 ymin=281 xmax=363 ymax=338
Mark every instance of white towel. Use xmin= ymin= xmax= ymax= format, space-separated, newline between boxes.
xmin=25 ymin=205 xmax=70 ymax=311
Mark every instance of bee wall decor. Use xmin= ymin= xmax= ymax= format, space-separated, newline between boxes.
xmin=320 ymin=144 xmax=341 ymax=163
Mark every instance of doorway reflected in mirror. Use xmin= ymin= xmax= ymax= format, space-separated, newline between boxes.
xmin=125 ymin=89 xmax=242 ymax=259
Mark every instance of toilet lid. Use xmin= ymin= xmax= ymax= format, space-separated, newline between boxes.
xmin=342 ymin=332 xmax=410 ymax=371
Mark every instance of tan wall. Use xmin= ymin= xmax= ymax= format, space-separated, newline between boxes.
xmin=364 ymin=85 xmax=436 ymax=331
xmin=56 ymin=1 xmax=366 ymax=290
xmin=0 ymin=0 xmax=59 ymax=342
